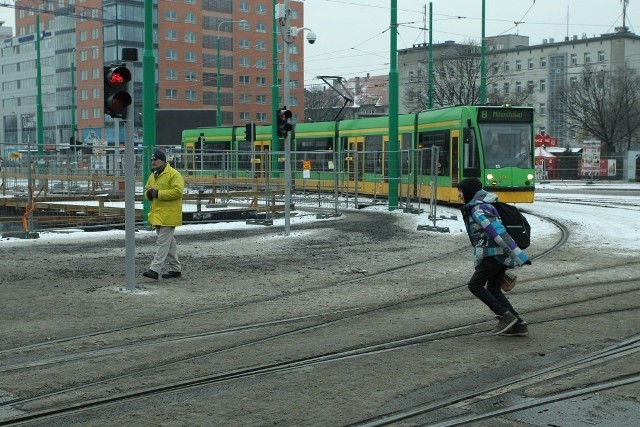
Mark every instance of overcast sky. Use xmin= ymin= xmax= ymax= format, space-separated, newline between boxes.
xmin=0 ymin=0 xmax=635 ymax=87
xmin=303 ymin=0 xmax=637 ymax=85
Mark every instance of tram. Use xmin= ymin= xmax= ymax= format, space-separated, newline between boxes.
xmin=181 ymin=105 xmax=535 ymax=204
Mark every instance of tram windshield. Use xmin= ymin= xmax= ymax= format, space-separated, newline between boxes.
xmin=480 ymin=123 xmax=533 ymax=169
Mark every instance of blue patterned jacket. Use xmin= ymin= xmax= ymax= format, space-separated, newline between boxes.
xmin=461 ymin=189 xmax=530 ymax=267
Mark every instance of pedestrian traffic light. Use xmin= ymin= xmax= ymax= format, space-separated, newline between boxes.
xmin=245 ymin=122 xmax=256 ymax=142
xmin=103 ymin=64 xmax=132 ymax=119
xmin=276 ymin=108 xmax=293 ymax=138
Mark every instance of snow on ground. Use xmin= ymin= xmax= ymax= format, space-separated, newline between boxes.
xmin=2 ymin=181 xmax=639 ymax=251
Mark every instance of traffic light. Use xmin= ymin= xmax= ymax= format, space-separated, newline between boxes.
xmin=276 ymin=108 xmax=293 ymax=138
xmin=103 ymin=64 xmax=132 ymax=119
xmin=245 ymin=122 xmax=256 ymax=142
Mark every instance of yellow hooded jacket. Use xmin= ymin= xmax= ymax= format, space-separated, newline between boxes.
xmin=144 ymin=163 xmax=184 ymax=226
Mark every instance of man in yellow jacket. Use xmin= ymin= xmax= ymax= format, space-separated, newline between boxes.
xmin=142 ymin=149 xmax=184 ymax=280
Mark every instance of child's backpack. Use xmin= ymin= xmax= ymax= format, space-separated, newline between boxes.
xmin=492 ymin=202 xmax=531 ymax=249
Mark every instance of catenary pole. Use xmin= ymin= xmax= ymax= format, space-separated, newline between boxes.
xmin=480 ymin=0 xmax=486 ymax=104
xmin=388 ymin=0 xmax=399 ymax=210
xmin=143 ymin=0 xmax=156 ymax=224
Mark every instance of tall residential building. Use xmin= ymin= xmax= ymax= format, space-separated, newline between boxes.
xmin=3 ymin=0 xmax=305 ymax=153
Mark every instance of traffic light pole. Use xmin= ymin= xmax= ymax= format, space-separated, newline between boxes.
xmin=282 ymin=0 xmax=292 ymax=236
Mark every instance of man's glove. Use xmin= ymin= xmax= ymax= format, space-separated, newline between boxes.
xmin=146 ymin=188 xmax=158 ymax=200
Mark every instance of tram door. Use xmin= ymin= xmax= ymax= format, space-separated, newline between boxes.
xmin=346 ymin=138 xmax=365 ymax=182
xmin=450 ymin=130 xmax=460 ymax=189
xmin=252 ymin=140 xmax=271 ymax=178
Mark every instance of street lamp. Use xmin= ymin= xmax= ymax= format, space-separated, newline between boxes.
xmin=217 ymin=20 xmax=248 ymax=127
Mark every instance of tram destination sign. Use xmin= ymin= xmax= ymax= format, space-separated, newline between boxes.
xmin=477 ymin=108 xmax=533 ymax=123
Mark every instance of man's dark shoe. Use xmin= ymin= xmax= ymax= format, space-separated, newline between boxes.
xmin=142 ymin=270 xmax=159 ymax=280
xmin=162 ymin=271 xmax=182 ymax=279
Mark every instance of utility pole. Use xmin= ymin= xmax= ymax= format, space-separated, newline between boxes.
xmin=480 ymin=0 xmax=487 ymax=104
xmin=143 ymin=0 xmax=156 ymax=225
xmin=388 ymin=0 xmax=399 ymax=210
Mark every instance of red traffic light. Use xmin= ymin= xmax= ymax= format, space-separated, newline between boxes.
xmin=104 ymin=65 xmax=132 ymax=119
xmin=276 ymin=108 xmax=293 ymax=138
xmin=105 ymin=66 xmax=131 ymax=88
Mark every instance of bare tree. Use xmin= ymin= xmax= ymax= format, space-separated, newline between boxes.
xmin=403 ymin=41 xmax=533 ymax=111
xmin=553 ymin=64 xmax=640 ymax=154
xmin=303 ymin=85 xmax=343 ymax=123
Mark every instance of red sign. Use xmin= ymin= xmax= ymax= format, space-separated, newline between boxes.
xmin=535 ymin=134 xmax=558 ymax=147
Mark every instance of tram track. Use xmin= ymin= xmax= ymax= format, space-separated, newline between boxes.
xmin=1 ymin=206 xmax=638 ymax=425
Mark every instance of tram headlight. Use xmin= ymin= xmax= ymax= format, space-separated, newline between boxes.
xmin=527 ymin=173 xmax=534 ymax=180
xmin=486 ymin=173 xmax=494 ymax=180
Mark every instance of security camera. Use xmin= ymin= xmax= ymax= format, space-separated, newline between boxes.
xmin=306 ymin=31 xmax=317 ymax=44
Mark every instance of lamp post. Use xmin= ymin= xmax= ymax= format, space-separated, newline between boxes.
xmin=216 ymin=20 xmax=247 ymax=127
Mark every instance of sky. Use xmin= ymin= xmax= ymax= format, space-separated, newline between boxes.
xmin=0 ymin=0 xmax=636 ymax=88
xmin=2 ymin=181 xmax=640 ymax=254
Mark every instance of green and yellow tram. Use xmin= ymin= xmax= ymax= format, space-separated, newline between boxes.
xmin=181 ymin=104 xmax=535 ymax=204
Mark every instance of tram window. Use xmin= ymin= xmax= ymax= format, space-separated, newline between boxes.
xmin=418 ymin=130 xmax=450 ymax=176
xmin=480 ymin=124 xmax=533 ymax=168
xmin=463 ymin=127 xmax=480 ymax=177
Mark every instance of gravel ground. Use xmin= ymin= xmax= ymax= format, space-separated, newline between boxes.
xmin=1 ymin=205 xmax=639 ymax=426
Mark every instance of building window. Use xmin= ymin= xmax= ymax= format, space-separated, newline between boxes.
xmin=255 ymin=58 xmax=267 ymax=69
xmin=166 ymin=69 xmax=178 ymax=80
xmin=256 ymin=23 xmax=267 ymax=33
xmin=80 ymin=89 xmax=88 ymax=100
xmin=256 ymin=40 xmax=266 ymax=51
xmin=539 ymin=103 xmax=546 ymax=115
xmin=185 ymin=51 xmax=197 ymax=62
xmin=240 ymin=111 xmax=250 ymax=121
xmin=239 ymin=56 xmax=250 ymax=68
xmin=503 ymin=82 xmax=509 ymax=95
xmin=166 ymin=49 xmax=178 ymax=61
xmin=289 ymin=96 xmax=298 ymax=106
xmin=516 ymin=60 xmax=522 ymax=71
xmin=256 ymin=4 xmax=267 ymax=14
xmin=92 ymin=68 xmax=100 ymax=79
xmin=290 ymin=79 xmax=298 ymax=88
xmin=81 ymin=109 xmax=89 ymax=120
xmin=239 ymin=1 xmax=249 ymax=12
xmin=185 ymin=90 xmax=197 ymax=101
xmin=527 ymin=80 xmax=534 ymax=92
xmin=185 ymin=32 xmax=197 ymax=43
xmin=256 ymin=95 xmax=267 ymax=104
xmin=528 ymin=58 xmax=534 ymax=69
xmin=91 ymin=28 xmax=99 ymax=40
xmin=239 ymin=21 xmax=250 ymax=31
xmin=185 ymin=71 xmax=197 ymax=81
xmin=239 ymin=75 xmax=250 ymax=85
xmin=165 ymin=10 xmax=177 ymax=21
xmin=239 ymin=39 xmax=250 ymax=49
xmin=93 ymin=88 xmax=100 ymax=99
xmin=256 ymin=112 xmax=267 ymax=122
xmin=93 ymin=107 xmax=101 ymax=119
xmin=540 ymin=79 xmax=546 ymax=92
xmin=165 ymin=29 xmax=177 ymax=41
xmin=570 ymin=76 xmax=578 ymax=86
xmin=492 ymin=82 xmax=498 ymax=93
xmin=584 ymin=52 xmax=591 ymax=63
xmin=503 ymin=61 xmax=510 ymax=72
xmin=239 ymin=94 xmax=250 ymax=103
xmin=540 ymin=57 xmax=546 ymax=68
xmin=515 ymin=81 xmax=522 ymax=93
xmin=598 ymin=50 xmax=605 ymax=62
xmin=165 ymin=89 xmax=178 ymax=99
xmin=256 ymin=77 xmax=267 ymax=86
xmin=571 ymin=53 xmax=577 ymax=65
xmin=184 ymin=12 xmax=197 ymax=24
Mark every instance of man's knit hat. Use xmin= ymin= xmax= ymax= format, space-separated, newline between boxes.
xmin=457 ymin=177 xmax=483 ymax=204
xmin=151 ymin=149 xmax=166 ymax=162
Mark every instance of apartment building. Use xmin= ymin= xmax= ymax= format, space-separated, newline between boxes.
xmin=399 ymin=30 xmax=640 ymax=147
xmin=2 ymin=0 xmax=305 ymax=153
